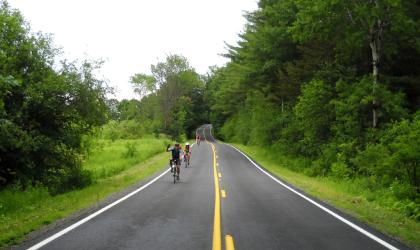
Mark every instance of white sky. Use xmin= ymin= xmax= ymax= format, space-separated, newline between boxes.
xmin=7 ymin=0 xmax=258 ymax=100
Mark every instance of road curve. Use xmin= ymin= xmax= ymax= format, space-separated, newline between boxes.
xmin=17 ymin=124 xmax=410 ymax=250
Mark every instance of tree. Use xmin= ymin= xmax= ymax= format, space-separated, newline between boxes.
xmin=130 ymin=54 xmax=206 ymax=139
xmin=290 ymin=0 xmax=419 ymax=127
xmin=0 ymin=2 xmax=109 ymax=190
xmin=294 ymin=80 xmax=335 ymax=156
xmin=130 ymin=73 xmax=156 ymax=98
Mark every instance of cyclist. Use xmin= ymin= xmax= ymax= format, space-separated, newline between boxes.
xmin=167 ymin=143 xmax=182 ymax=180
xmin=184 ymin=142 xmax=191 ymax=166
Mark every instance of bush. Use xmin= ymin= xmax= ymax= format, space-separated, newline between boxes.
xmin=330 ymin=153 xmax=352 ymax=179
xmin=382 ymin=114 xmax=420 ymax=189
xmin=390 ymin=181 xmax=418 ymax=201
xmin=351 ymin=144 xmax=390 ymax=178
xmin=46 ymin=166 xmax=93 ymax=195
xmin=221 ymin=116 xmax=238 ymax=142
xmin=309 ymin=143 xmax=338 ymax=176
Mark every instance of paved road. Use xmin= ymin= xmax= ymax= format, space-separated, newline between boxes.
xmin=18 ymin=125 xmax=410 ymax=250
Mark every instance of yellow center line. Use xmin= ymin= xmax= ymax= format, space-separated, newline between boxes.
xmin=221 ymin=190 xmax=226 ymax=198
xmin=210 ymin=142 xmax=221 ymax=250
xmin=225 ymin=235 xmax=235 ymax=250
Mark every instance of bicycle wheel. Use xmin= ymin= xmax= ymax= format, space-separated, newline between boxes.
xmin=176 ymin=165 xmax=180 ymax=181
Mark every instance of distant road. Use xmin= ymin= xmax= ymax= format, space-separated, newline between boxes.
xmin=17 ymin=125 xmax=410 ymax=250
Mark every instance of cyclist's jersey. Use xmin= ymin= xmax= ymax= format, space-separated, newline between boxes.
xmin=168 ymin=147 xmax=181 ymax=159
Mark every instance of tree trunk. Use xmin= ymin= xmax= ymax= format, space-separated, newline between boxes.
xmin=369 ymin=18 xmax=382 ymax=128
xmin=281 ymin=98 xmax=284 ymax=113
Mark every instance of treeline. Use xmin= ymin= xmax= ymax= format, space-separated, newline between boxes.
xmin=205 ymin=0 xmax=420 ymax=207
xmin=106 ymin=55 xmax=208 ymax=141
xmin=0 ymin=2 xmax=109 ymax=192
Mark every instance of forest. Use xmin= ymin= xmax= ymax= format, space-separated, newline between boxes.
xmin=205 ymin=0 xmax=420 ymax=217
xmin=1 ymin=0 xmax=419 ymax=223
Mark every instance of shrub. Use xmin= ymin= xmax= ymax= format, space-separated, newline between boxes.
xmin=390 ymin=181 xmax=418 ymax=201
xmin=351 ymin=144 xmax=390 ymax=178
xmin=46 ymin=166 xmax=93 ymax=195
xmin=330 ymin=153 xmax=352 ymax=179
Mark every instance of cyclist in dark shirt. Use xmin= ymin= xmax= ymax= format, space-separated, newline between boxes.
xmin=167 ymin=143 xmax=182 ymax=179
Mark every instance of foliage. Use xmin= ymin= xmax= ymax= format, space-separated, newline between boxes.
xmin=100 ymin=120 xmax=151 ymax=140
xmin=220 ymin=91 xmax=282 ymax=146
xmin=293 ymin=79 xmax=335 ymax=157
xmin=205 ymin=0 xmax=420 ymax=209
xmin=0 ymin=2 xmax=109 ymax=191
xmin=124 ymin=54 xmax=208 ymax=141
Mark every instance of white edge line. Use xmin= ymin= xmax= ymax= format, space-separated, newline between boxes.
xmin=28 ymin=168 xmax=170 ymax=250
xmin=228 ymin=144 xmax=399 ymax=250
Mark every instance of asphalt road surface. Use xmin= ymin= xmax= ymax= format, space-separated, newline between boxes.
xmin=17 ymin=125 xmax=410 ymax=250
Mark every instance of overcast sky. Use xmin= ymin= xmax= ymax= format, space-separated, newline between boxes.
xmin=7 ymin=0 xmax=258 ymax=100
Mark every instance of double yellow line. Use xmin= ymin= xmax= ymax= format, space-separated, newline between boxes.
xmin=210 ymin=142 xmax=235 ymax=250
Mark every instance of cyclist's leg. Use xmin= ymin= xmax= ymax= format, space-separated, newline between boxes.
xmin=176 ymin=159 xmax=180 ymax=179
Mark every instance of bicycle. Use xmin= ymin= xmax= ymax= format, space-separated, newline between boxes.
xmin=183 ymin=152 xmax=190 ymax=168
xmin=171 ymin=158 xmax=180 ymax=183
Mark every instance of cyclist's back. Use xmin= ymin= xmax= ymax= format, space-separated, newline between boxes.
xmin=168 ymin=144 xmax=182 ymax=160
xmin=167 ymin=144 xmax=182 ymax=178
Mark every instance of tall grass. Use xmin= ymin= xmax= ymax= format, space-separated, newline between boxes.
xmin=85 ymin=137 xmax=170 ymax=179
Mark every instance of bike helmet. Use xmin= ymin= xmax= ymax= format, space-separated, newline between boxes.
xmin=186 ymin=142 xmax=190 ymax=146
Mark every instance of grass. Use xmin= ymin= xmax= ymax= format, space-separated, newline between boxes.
xmin=0 ymin=137 xmax=171 ymax=248
xmin=85 ymin=137 xmax=171 ymax=179
xmin=233 ymin=144 xmax=420 ymax=249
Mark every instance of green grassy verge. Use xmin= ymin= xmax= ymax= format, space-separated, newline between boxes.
xmin=85 ymin=137 xmax=170 ymax=179
xmin=233 ymin=144 xmax=420 ymax=249
xmin=0 ymin=137 xmax=171 ymax=248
